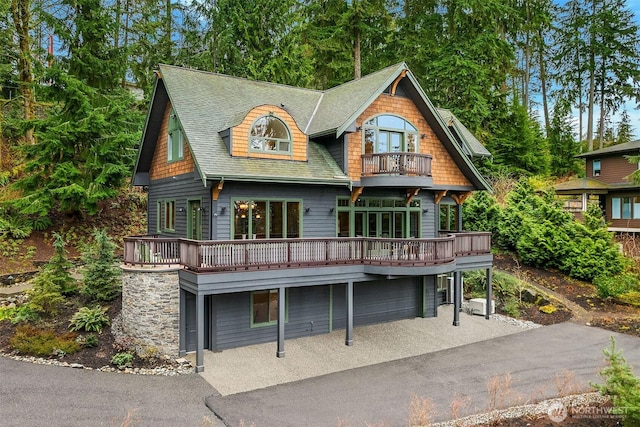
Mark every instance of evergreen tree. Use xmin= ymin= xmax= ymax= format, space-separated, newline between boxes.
xmin=45 ymin=233 xmax=77 ymax=295
xmin=616 ymin=110 xmax=634 ymax=145
xmin=12 ymin=69 xmax=141 ymax=217
xmin=487 ymin=95 xmax=550 ymax=176
xmin=211 ymin=0 xmax=313 ymax=86
xmin=81 ymin=229 xmax=121 ymax=302
xmin=548 ymin=99 xmax=581 ymax=177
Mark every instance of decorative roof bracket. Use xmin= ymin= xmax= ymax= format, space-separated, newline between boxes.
xmin=351 ymin=187 xmax=364 ymax=203
xmin=434 ymin=190 xmax=447 ymax=204
xmin=212 ymin=181 xmax=224 ymax=201
xmin=390 ymin=70 xmax=407 ymax=96
xmin=406 ymin=188 xmax=420 ymax=204
xmin=451 ymin=191 xmax=472 ymax=205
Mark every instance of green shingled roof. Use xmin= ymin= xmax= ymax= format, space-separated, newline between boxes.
xmin=137 ymin=63 xmax=491 ymax=189
xmin=436 ymin=108 xmax=492 ymax=158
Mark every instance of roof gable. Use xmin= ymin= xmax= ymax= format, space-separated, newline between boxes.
xmin=134 ymin=63 xmax=491 ymax=191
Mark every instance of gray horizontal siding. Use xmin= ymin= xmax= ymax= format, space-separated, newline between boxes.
xmin=332 ymin=278 xmax=420 ymax=330
xmin=148 ymin=173 xmax=211 ymax=238
xmin=212 ymin=286 xmax=330 ymax=350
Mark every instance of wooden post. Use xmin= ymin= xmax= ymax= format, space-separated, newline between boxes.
xmin=195 ymin=292 xmax=205 ymax=372
xmin=345 ymin=281 xmax=354 ymax=346
xmin=277 ymin=287 xmax=286 ymax=357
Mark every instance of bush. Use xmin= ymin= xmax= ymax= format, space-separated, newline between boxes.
xmin=10 ymin=325 xmax=80 ymax=357
xmin=27 ymin=270 xmax=66 ymax=316
xmin=44 ymin=233 xmax=77 ymax=295
xmin=594 ymin=273 xmax=639 ymax=299
xmin=9 ymin=305 xmax=39 ymax=324
xmin=615 ymin=291 xmax=640 ymax=307
xmin=69 ymin=305 xmax=110 ymax=333
xmin=76 ymin=333 xmax=99 ymax=348
xmin=593 ymin=337 xmax=640 ymax=425
xmin=81 ymin=229 xmax=121 ymax=302
xmin=539 ymin=304 xmax=557 ymax=314
xmin=112 ymin=352 xmax=134 ymax=368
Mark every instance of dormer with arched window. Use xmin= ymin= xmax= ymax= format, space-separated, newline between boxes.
xmin=229 ymin=105 xmax=307 ymax=161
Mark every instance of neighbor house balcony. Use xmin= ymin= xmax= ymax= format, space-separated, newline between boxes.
xmin=360 ymin=152 xmax=433 ymax=187
xmin=123 ymin=233 xmax=491 ymax=275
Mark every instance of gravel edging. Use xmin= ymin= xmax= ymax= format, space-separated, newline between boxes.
xmin=433 ymin=392 xmax=609 ymax=426
xmin=0 ymin=351 xmax=194 ymax=376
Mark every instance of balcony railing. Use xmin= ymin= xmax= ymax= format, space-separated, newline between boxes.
xmin=361 ymin=152 xmax=432 ymax=177
xmin=123 ymin=233 xmax=491 ymax=273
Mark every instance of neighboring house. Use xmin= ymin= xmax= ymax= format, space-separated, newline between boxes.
xmin=122 ymin=63 xmax=494 ymax=372
xmin=555 ymin=139 xmax=640 ymax=232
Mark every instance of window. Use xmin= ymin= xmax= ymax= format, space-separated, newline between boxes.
xmin=335 ymin=197 xmax=421 ymax=238
xmin=251 ymin=289 xmax=286 ymax=326
xmin=592 ymin=159 xmax=601 ymax=176
xmin=164 ymin=200 xmax=175 ymax=231
xmin=612 ymin=197 xmax=633 ymax=219
xmin=363 ymin=114 xmax=418 ymax=154
xmin=249 ymin=115 xmax=291 ymax=153
xmin=156 ymin=201 xmax=162 ymax=233
xmin=167 ymin=109 xmax=184 ymax=162
xmin=439 ymin=204 xmax=457 ymax=231
xmin=233 ymin=199 xmax=300 ymax=239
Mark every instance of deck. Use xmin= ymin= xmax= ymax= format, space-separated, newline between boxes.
xmin=123 ymin=233 xmax=491 ymax=273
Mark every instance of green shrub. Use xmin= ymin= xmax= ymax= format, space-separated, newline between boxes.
xmin=10 ymin=325 xmax=80 ymax=357
xmin=111 ymin=352 xmax=134 ymax=368
xmin=502 ymin=298 xmax=520 ymax=318
xmin=539 ymin=304 xmax=557 ymax=314
xmin=593 ymin=337 xmax=640 ymax=425
xmin=27 ymin=270 xmax=66 ymax=316
xmin=10 ymin=305 xmax=39 ymax=324
xmin=594 ymin=273 xmax=639 ymax=299
xmin=615 ymin=291 xmax=640 ymax=307
xmin=44 ymin=233 xmax=77 ymax=295
xmin=0 ymin=306 xmax=17 ymax=322
xmin=81 ymin=229 xmax=121 ymax=302
xmin=76 ymin=333 xmax=99 ymax=348
xmin=69 ymin=305 xmax=110 ymax=333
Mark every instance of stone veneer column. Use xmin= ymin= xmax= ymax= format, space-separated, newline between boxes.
xmin=120 ymin=265 xmax=181 ymax=357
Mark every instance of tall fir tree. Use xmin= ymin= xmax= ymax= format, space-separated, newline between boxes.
xmin=548 ymin=99 xmax=581 ymax=177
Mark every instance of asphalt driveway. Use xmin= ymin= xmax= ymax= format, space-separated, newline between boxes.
xmin=1 ymin=322 xmax=639 ymax=426
xmin=206 ymin=323 xmax=640 ymax=426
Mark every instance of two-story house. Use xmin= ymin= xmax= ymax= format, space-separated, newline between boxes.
xmin=555 ymin=140 xmax=640 ymax=232
xmin=122 ymin=63 xmax=494 ymax=372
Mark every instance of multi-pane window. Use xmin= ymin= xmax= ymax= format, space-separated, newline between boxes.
xmin=363 ymin=114 xmax=418 ymax=154
xmin=167 ymin=109 xmax=184 ymax=162
xmin=336 ymin=197 xmax=421 ymax=238
xmin=249 ymin=115 xmax=292 ymax=153
xmin=251 ymin=289 xmax=285 ymax=326
xmin=233 ymin=199 xmax=301 ymax=239
xmin=611 ymin=196 xmax=639 ymax=219
xmin=592 ymin=159 xmax=601 ymax=176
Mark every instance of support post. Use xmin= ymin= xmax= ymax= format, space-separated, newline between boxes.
xmin=485 ymin=268 xmax=493 ymax=320
xmin=179 ymin=288 xmax=186 ymax=357
xmin=452 ymin=271 xmax=461 ymax=326
xmin=277 ymin=287 xmax=286 ymax=357
xmin=456 ymin=203 xmax=463 ymax=232
xmin=195 ymin=292 xmax=205 ymax=372
xmin=345 ymin=281 xmax=354 ymax=346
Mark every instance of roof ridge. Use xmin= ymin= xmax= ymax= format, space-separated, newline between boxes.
xmin=158 ymin=64 xmax=322 ymax=95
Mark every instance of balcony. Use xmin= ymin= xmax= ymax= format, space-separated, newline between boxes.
xmin=123 ymin=233 xmax=491 ymax=274
xmin=360 ymin=152 xmax=433 ymax=187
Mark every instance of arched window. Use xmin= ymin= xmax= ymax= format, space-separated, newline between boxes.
xmin=363 ymin=114 xmax=418 ymax=154
xmin=249 ymin=115 xmax=292 ymax=153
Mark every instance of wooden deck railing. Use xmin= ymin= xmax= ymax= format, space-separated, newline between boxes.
xmin=361 ymin=152 xmax=432 ymax=176
xmin=123 ymin=233 xmax=491 ymax=272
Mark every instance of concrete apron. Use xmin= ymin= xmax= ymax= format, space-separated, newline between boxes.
xmin=186 ymin=305 xmax=536 ymax=396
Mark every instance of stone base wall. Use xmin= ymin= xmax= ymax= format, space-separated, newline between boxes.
xmin=120 ymin=266 xmax=180 ymax=357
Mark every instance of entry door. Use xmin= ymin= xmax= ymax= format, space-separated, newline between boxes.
xmin=368 ymin=212 xmax=393 ymax=237
xmin=188 ymin=200 xmax=202 ymax=240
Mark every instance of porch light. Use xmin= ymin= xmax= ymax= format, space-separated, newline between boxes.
xmin=220 ymin=207 xmax=227 ymax=214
